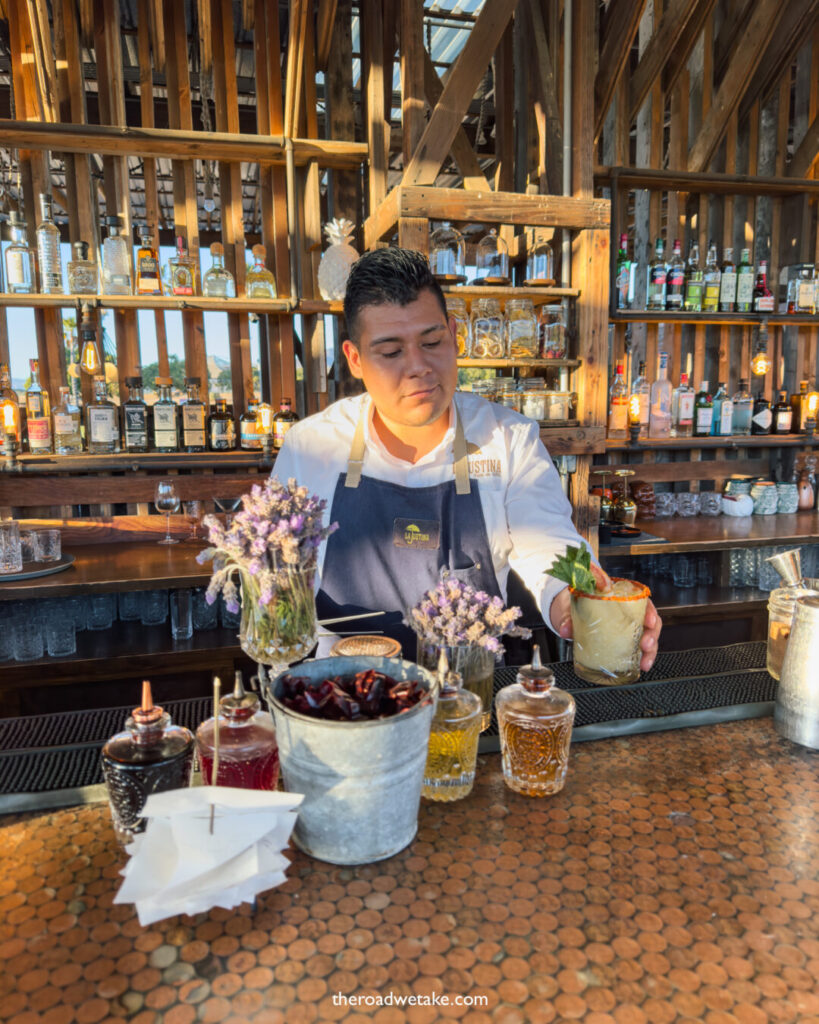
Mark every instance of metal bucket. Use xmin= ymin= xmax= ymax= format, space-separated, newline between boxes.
xmin=265 ymin=655 xmax=437 ymax=865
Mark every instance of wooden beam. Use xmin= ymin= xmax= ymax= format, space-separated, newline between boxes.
xmin=401 ymin=0 xmax=520 ymax=186
xmin=421 ymin=51 xmax=490 ymax=191
xmin=284 ymin=0 xmax=309 ymax=139
xmin=494 ymin=20 xmax=514 ymax=193
xmin=789 ymin=112 xmax=819 ymax=178
xmin=525 ymin=0 xmax=563 ymax=188
xmin=316 ymin=0 xmax=339 ymax=71
xmin=662 ymin=0 xmax=718 ymax=94
xmin=572 ymin=0 xmax=595 ymax=198
xmin=628 ymin=0 xmax=700 ymax=124
xmin=599 ymin=166 xmax=819 ymax=196
xmin=401 ymin=0 xmax=425 ymax=164
xmin=362 ymin=0 xmax=389 ymax=210
xmin=594 ymin=0 xmax=648 ymax=141
xmin=738 ymin=0 xmax=819 ymax=119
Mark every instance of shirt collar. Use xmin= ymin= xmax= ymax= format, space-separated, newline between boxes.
xmin=363 ymin=395 xmax=456 ymax=467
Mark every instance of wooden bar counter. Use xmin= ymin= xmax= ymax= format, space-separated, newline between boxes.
xmin=2 ymin=717 xmax=818 ymax=1023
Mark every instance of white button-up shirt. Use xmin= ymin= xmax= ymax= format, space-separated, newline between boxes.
xmin=272 ymin=391 xmax=587 ymax=631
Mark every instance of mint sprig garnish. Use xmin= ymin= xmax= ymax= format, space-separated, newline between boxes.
xmin=547 ymin=544 xmax=597 ymax=595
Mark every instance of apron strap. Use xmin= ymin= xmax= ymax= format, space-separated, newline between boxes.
xmin=344 ymin=401 xmax=471 ymax=496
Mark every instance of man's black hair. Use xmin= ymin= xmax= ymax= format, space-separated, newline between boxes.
xmin=343 ymin=247 xmax=448 ymax=344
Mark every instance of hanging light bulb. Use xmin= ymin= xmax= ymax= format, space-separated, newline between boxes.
xmin=751 ymin=321 xmax=772 ymax=376
xmin=203 ymin=170 xmax=216 ymax=213
xmin=80 ymin=336 xmax=101 ymax=374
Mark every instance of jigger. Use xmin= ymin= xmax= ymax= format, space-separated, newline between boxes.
xmin=765 ymin=548 xmax=803 ymax=586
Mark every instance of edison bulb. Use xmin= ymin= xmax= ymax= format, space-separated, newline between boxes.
xmin=751 ymin=350 xmax=772 ymax=376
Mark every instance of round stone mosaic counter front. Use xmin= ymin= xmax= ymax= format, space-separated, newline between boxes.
xmin=2 ymin=718 xmax=819 ymax=1024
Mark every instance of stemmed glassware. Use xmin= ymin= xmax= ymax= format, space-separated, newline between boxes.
xmin=214 ymin=495 xmax=242 ymax=526
xmin=155 ymin=480 xmax=181 ymax=545
xmin=183 ymin=500 xmax=203 ymax=540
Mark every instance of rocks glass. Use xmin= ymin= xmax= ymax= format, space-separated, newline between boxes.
xmin=570 ymin=579 xmax=650 ymax=685
xmin=0 ymin=519 xmax=23 ymax=574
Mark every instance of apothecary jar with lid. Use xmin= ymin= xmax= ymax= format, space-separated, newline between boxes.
xmin=526 ymin=235 xmax=555 ymax=284
xmin=471 ymin=298 xmax=505 ymax=358
xmin=506 ymin=298 xmax=539 ymax=359
xmin=476 ymin=229 xmax=510 ymax=283
xmin=446 ymin=296 xmax=471 ymax=357
xmin=429 ymin=221 xmax=466 ymax=282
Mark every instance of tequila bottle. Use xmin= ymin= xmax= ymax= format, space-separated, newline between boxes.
xmin=202 ymin=242 xmax=236 ymax=298
xmin=196 ymin=672 xmax=279 ymax=789
xmin=666 ymin=239 xmax=685 ymax=311
xmin=646 ymin=238 xmax=667 ymax=310
xmin=735 ymin=248 xmax=754 ymax=311
xmin=719 ymin=248 xmax=737 ymax=312
xmin=607 ymin=362 xmax=628 ymax=439
xmin=496 ymin=648 xmax=575 ymax=797
xmin=702 ymin=242 xmax=721 ymax=312
xmin=422 ymin=654 xmax=482 ymax=802
xmin=152 ymin=378 xmax=179 ymax=452
xmin=4 ymin=211 xmax=35 ymax=293
xmin=102 ymin=217 xmax=132 ymax=295
xmin=67 ymin=241 xmax=98 ymax=293
xmin=246 ymin=244 xmax=277 ymax=298
xmin=37 ymin=194 xmax=64 ymax=294
xmin=630 ymin=360 xmax=650 ymax=429
xmin=181 ymin=377 xmax=207 ymax=452
xmin=101 ymin=680 xmax=194 ymax=845
xmin=25 ymin=359 xmax=52 ymax=452
xmin=168 ymin=236 xmax=197 ymax=296
xmin=122 ymin=377 xmax=150 ymax=453
xmin=135 ymin=231 xmax=162 ymax=295
xmin=86 ymin=376 xmax=118 ymax=453
xmin=0 ymin=362 xmax=21 ymax=444
xmin=240 ymin=400 xmax=262 ymax=450
xmin=208 ymin=398 xmax=235 ymax=450
xmin=683 ymin=241 xmax=703 ymax=312
xmin=52 ymin=386 xmax=83 ymax=453
xmin=731 ymin=378 xmax=753 ymax=435
xmin=273 ymin=397 xmax=299 ymax=449
xmin=648 ymin=352 xmax=672 ymax=438
xmin=671 ymin=373 xmax=695 ymax=437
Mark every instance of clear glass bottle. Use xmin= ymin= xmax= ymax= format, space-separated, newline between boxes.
xmin=753 ymin=261 xmax=775 ymax=313
xmin=101 ymin=217 xmax=132 ymax=294
xmin=684 ymin=241 xmax=703 ymax=312
xmin=152 ymin=378 xmax=179 ymax=452
xmin=273 ymin=397 xmax=299 ymax=449
xmin=52 ymin=386 xmax=83 ymax=454
xmin=496 ymin=648 xmax=575 ymax=797
xmin=86 ymin=375 xmax=118 ymax=453
xmin=429 ymin=221 xmax=466 ymax=282
xmin=135 ymin=231 xmax=162 ymax=295
xmin=167 ymin=236 xmax=197 ymax=296
xmin=630 ymin=360 xmax=650 ymax=429
xmin=476 ymin=228 xmax=509 ymax=283
xmin=4 ymin=211 xmax=36 ymax=294
xmin=525 ymin=234 xmax=554 ymax=284
xmin=101 ymin=680 xmax=194 ymax=845
xmin=196 ymin=672 xmax=279 ymax=789
xmin=646 ymin=238 xmax=667 ymax=310
xmin=772 ymin=390 xmax=793 ymax=434
xmin=203 ymin=242 xmax=236 ymax=298
xmin=122 ymin=377 xmax=150 ymax=453
xmin=607 ymin=361 xmax=628 ymax=439
xmin=422 ymin=656 xmax=482 ymax=802
xmin=181 ymin=377 xmax=207 ymax=452
xmin=735 ymin=248 xmax=754 ymax=311
xmin=693 ymin=380 xmax=713 ymax=437
xmin=648 ymin=351 xmax=672 ymax=438
xmin=471 ymin=298 xmax=505 ymax=358
xmin=666 ymin=239 xmax=685 ymax=311
xmin=719 ymin=248 xmax=737 ymax=312
xmin=711 ymin=382 xmax=734 ymax=437
xmin=240 ymin=400 xmax=262 ymax=450
xmin=505 ymin=298 xmax=539 ymax=359
xmin=702 ymin=242 xmax=721 ymax=312
xmin=36 ymin=193 xmax=64 ymax=294
xmin=25 ymin=358 xmax=52 ymax=453
xmin=246 ymin=244 xmax=277 ymax=297
xmin=0 ymin=362 xmax=21 ymax=444
xmin=671 ymin=373 xmax=695 ymax=437
xmin=795 ymin=265 xmax=816 ymax=314
xmin=615 ymin=233 xmax=631 ymax=310
xmin=446 ymin=296 xmax=471 ymax=357
xmin=209 ymin=397 xmax=235 ymax=450
xmin=731 ymin=378 xmax=753 ymax=435
xmin=67 ymin=240 xmax=98 ymax=293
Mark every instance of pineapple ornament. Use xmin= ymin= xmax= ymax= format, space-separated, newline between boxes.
xmin=317 ymin=219 xmax=359 ymax=300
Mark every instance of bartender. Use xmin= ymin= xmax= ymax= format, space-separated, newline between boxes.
xmin=274 ymin=247 xmax=661 ymax=663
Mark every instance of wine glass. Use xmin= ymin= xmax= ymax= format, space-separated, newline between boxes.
xmin=155 ymin=480 xmax=181 ymax=545
xmin=183 ymin=500 xmax=203 ymax=540
xmin=214 ymin=495 xmax=242 ymax=526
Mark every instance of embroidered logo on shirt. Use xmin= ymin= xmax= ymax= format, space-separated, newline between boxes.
xmin=393 ymin=518 xmax=441 ymax=549
xmin=467 ymin=445 xmax=502 ymax=478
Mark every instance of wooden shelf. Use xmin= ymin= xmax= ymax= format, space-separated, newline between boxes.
xmin=458 ymin=358 xmax=580 ymax=369
xmin=640 ymin=577 xmax=769 ymax=618
xmin=605 ymin=434 xmax=819 ymax=451
xmin=539 ymin=425 xmax=605 ymax=455
xmin=298 ymin=286 xmax=581 ymax=318
xmin=8 ymin=450 xmax=271 ymax=473
xmin=0 ymin=293 xmax=293 ymax=313
xmin=596 ymin=165 xmax=819 ymax=197
xmin=609 ymin=311 xmax=818 ymax=326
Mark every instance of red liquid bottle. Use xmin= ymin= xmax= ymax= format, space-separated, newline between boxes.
xmin=196 ymin=671 xmax=279 ymax=789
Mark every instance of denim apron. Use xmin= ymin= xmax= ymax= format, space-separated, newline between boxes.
xmin=315 ymin=403 xmax=502 ymax=656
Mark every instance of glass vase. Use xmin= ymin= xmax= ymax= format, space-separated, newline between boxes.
xmin=416 ymin=640 xmax=495 ymax=731
xmin=239 ymin=566 xmax=318 ymax=667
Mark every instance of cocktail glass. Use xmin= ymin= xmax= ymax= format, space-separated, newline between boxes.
xmin=570 ymin=578 xmax=650 ymax=685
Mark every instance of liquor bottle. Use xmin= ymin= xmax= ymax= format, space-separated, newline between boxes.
xmin=731 ymin=378 xmax=753 ymax=435
xmin=0 ymin=362 xmax=22 ymax=443
xmin=630 ymin=360 xmax=650 ymax=429
xmin=101 ymin=680 xmax=194 ymax=846
xmin=202 ymin=242 xmax=236 ymax=298
xmin=646 ymin=238 xmax=667 ymax=310
xmin=196 ymin=672 xmax=279 ymax=789
xmin=753 ymin=261 xmax=775 ymax=313
xmin=693 ymin=380 xmax=713 ymax=437
xmin=25 ymin=359 xmax=52 ymax=452
xmin=273 ymin=397 xmax=299 ymax=449
xmin=671 ymin=373 xmax=695 ymax=437
xmin=181 ymin=377 xmax=207 ymax=452
xmin=422 ymin=655 xmax=482 ymax=801
xmin=168 ymin=236 xmax=197 ymax=296
xmin=719 ymin=248 xmax=737 ymax=312
xmin=35 ymin=194 xmax=64 ymax=294
xmin=102 ymin=216 xmax=132 ymax=295
xmin=135 ymin=231 xmax=162 ymax=295
xmin=683 ymin=241 xmax=703 ymax=312
xmin=795 ymin=265 xmax=816 ymax=314
xmin=665 ymin=239 xmax=685 ymax=311
xmin=240 ymin=400 xmax=262 ymax=450
xmin=496 ymin=648 xmax=575 ymax=797
xmin=772 ymin=390 xmax=793 ymax=434
xmin=751 ymin=394 xmax=772 ymax=435
xmin=615 ymin=233 xmax=631 ymax=309
xmin=208 ymin=398 xmax=235 ymax=450
xmin=702 ymin=242 xmax=721 ymax=312
xmin=710 ymin=382 xmax=734 ymax=437
xmin=122 ymin=377 xmax=150 ymax=453
xmin=52 ymin=386 xmax=83 ymax=453
xmin=152 ymin=378 xmax=179 ymax=452
xmin=791 ymin=380 xmax=809 ymax=433
xmin=4 ymin=211 xmax=36 ymax=293
xmin=66 ymin=240 xmax=98 ymax=294
xmin=607 ymin=363 xmax=628 ymax=439
xmin=246 ymin=244 xmax=277 ymax=298
xmin=86 ymin=375 xmax=118 ymax=453
xmin=648 ymin=351 xmax=672 ymax=438
xmin=735 ymin=248 xmax=754 ymax=312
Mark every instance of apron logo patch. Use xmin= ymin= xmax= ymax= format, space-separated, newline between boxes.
xmin=393 ymin=518 xmax=441 ymax=550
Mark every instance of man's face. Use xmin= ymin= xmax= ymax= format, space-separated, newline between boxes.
xmin=342 ymin=289 xmax=458 ymax=430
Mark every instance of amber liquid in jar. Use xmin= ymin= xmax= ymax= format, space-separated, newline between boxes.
xmin=499 ymin=716 xmax=572 ymax=796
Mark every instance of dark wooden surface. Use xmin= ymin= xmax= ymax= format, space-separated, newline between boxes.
xmin=600 ymin=511 xmax=819 ymax=555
